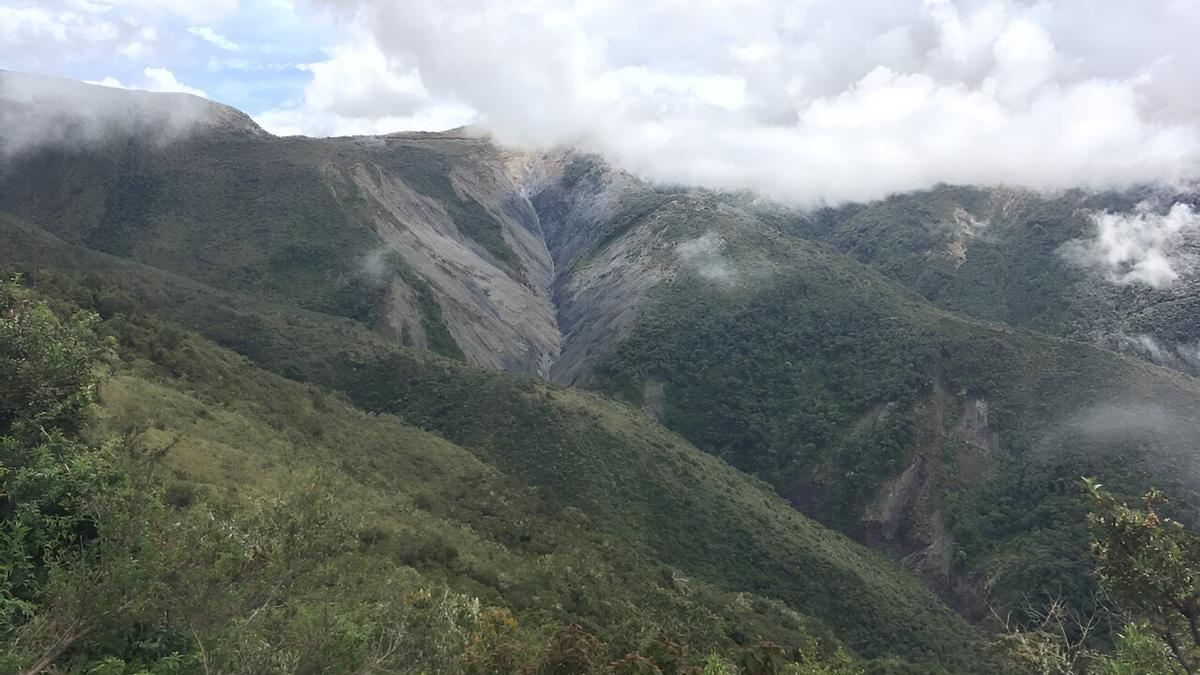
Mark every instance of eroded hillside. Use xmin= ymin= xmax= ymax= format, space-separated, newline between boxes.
xmin=4 ymin=73 xmax=1200 ymax=639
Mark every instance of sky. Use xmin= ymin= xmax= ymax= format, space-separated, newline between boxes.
xmin=2 ymin=0 xmax=1200 ymax=204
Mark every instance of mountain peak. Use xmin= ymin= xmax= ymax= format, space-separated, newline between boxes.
xmin=0 ymin=70 xmax=267 ymax=158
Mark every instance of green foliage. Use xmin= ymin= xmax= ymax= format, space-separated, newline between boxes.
xmin=0 ymin=279 xmax=987 ymax=671
xmin=10 ymin=134 xmax=1156 ymax=670
xmin=0 ymin=277 xmax=107 ymax=635
xmin=584 ymin=191 xmax=676 ymax=263
xmin=946 ymin=464 xmax=1100 ymax=624
xmin=1102 ymin=622 xmax=1177 ymax=675
xmin=1085 ymin=479 xmax=1200 ymax=673
xmin=584 ymin=214 xmax=1200 ymax=632
xmin=776 ymin=186 xmax=1095 ymax=336
xmin=0 ymin=138 xmax=384 ymax=322
xmin=735 ymin=642 xmax=790 ymax=675
xmin=88 ymin=171 xmax=163 ymax=258
xmin=594 ymin=271 xmax=929 ymax=494
xmin=0 ymin=276 xmax=105 ymax=435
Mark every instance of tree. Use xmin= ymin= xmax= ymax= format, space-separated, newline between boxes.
xmin=0 ymin=276 xmax=105 ymax=635
xmin=0 ymin=276 xmax=104 ymax=437
xmin=1084 ymin=478 xmax=1200 ymax=673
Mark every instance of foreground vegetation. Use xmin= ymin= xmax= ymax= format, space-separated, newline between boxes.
xmin=2 ymin=277 xmax=1001 ymax=672
xmin=2 ymin=98 xmax=1197 ymax=672
xmin=6 ymin=275 xmax=1199 ymax=674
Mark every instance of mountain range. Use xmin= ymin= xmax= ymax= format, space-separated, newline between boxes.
xmin=3 ymin=70 xmax=1198 ymax=672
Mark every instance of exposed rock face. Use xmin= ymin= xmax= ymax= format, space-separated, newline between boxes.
xmin=5 ymin=74 xmax=1200 ymax=632
xmin=526 ymin=155 xmax=669 ymax=383
xmin=857 ymin=380 xmax=1002 ymax=619
xmin=339 ymin=136 xmax=563 ymax=375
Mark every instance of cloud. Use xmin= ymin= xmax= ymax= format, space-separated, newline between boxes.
xmin=0 ymin=70 xmax=217 ymax=159
xmin=1115 ymin=334 xmax=1200 ymax=375
xmin=0 ymin=3 xmax=147 ymax=69
xmin=307 ymin=0 xmax=1200 ymax=204
xmin=676 ymin=232 xmax=736 ymax=283
xmin=9 ymin=0 xmax=1200 ymax=205
xmin=87 ymin=67 xmax=207 ymax=98
xmin=255 ymin=36 xmax=476 ymax=136
xmin=188 ymin=25 xmax=239 ymax=51
xmin=142 ymin=66 xmax=208 ymax=96
xmin=86 ymin=76 xmax=131 ymax=89
xmin=1060 ymin=203 xmax=1198 ymax=288
xmin=127 ymin=0 xmax=240 ymax=23
xmin=0 ymin=1 xmax=238 ymax=70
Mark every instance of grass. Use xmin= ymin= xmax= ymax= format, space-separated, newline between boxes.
xmin=0 ymin=234 xmax=997 ymax=669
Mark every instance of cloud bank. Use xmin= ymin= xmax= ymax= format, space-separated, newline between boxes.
xmin=297 ymin=0 xmax=1200 ymax=204
xmin=0 ymin=70 xmax=218 ymax=159
xmin=1060 ymin=203 xmax=1198 ymax=288
xmin=4 ymin=1 xmax=1198 ymax=205
xmin=1115 ymin=334 xmax=1200 ymax=375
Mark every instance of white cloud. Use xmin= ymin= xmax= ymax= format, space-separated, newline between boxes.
xmin=141 ymin=66 xmax=207 ymax=97
xmin=0 ymin=4 xmax=135 ymax=64
xmin=676 ymin=232 xmax=737 ymax=283
xmin=0 ymin=70 xmax=216 ymax=159
xmin=127 ymin=0 xmax=239 ymax=23
xmin=307 ymin=0 xmax=1200 ymax=204
xmin=1060 ymin=203 xmax=1199 ymax=288
xmin=9 ymin=0 xmax=1200 ymax=206
xmin=1116 ymin=334 xmax=1200 ymax=373
xmin=86 ymin=67 xmax=207 ymax=97
xmin=85 ymin=75 xmax=132 ymax=89
xmin=188 ymin=25 xmax=239 ymax=51
xmin=255 ymin=36 xmax=476 ymax=136
xmin=0 ymin=0 xmax=255 ymax=81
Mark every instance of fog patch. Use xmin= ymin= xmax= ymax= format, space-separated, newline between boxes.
xmin=1027 ymin=399 xmax=1200 ymax=490
xmin=1063 ymin=403 xmax=1177 ymax=441
xmin=1059 ymin=203 xmax=1198 ymax=289
xmin=1114 ymin=334 xmax=1200 ymax=375
xmin=1040 ymin=401 xmax=1198 ymax=460
xmin=359 ymin=248 xmax=392 ymax=280
xmin=675 ymin=232 xmax=737 ymax=284
xmin=0 ymin=70 xmax=245 ymax=160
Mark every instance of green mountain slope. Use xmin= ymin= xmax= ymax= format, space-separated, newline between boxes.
xmin=7 ymin=271 xmax=996 ymax=671
xmin=5 ymin=72 xmax=1199 ymax=669
xmin=757 ymin=185 xmax=1200 ymax=374
xmin=515 ymin=161 xmax=1200 ymax=623
xmin=0 ymin=71 xmax=563 ymax=374
xmin=583 ymin=227 xmax=1200 ymax=619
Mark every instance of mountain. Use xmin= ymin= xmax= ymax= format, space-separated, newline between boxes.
xmin=761 ymin=185 xmax=1200 ymax=376
xmin=3 ymin=71 xmax=1199 ymax=669
xmin=0 ymin=71 xmax=1003 ymax=672
xmin=18 ymin=270 xmax=993 ymax=670
xmin=524 ymin=161 xmax=1200 ymax=618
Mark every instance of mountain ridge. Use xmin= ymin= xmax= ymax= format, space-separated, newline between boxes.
xmin=4 ymin=72 xmax=1200 ymax=661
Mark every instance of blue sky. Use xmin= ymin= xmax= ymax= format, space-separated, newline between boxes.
xmin=1 ymin=1 xmax=333 ymax=118
xmin=3 ymin=0 xmax=1199 ymax=205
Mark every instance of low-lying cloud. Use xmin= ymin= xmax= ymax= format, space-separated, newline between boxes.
xmin=0 ymin=70 xmax=216 ymax=159
xmin=1114 ymin=334 xmax=1200 ymax=375
xmin=676 ymin=232 xmax=737 ymax=283
xmin=309 ymin=0 xmax=1200 ymax=204
xmin=1060 ymin=203 xmax=1198 ymax=288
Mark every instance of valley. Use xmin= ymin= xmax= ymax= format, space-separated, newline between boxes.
xmin=2 ymin=71 xmax=1199 ymax=673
